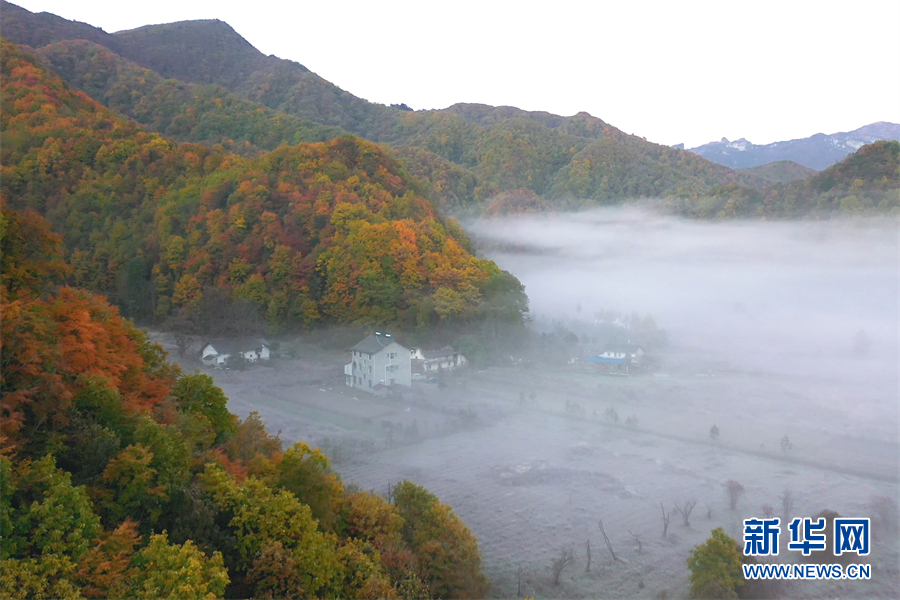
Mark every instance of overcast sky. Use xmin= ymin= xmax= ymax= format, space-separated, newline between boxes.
xmin=11 ymin=0 xmax=900 ymax=148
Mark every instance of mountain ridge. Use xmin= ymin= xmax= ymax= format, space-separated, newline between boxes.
xmin=689 ymin=122 xmax=900 ymax=170
xmin=0 ymin=0 xmax=771 ymax=210
xmin=2 ymin=1 xmax=895 ymax=219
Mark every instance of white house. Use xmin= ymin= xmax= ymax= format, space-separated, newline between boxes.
xmin=411 ymin=346 xmax=468 ymax=374
xmin=598 ymin=343 xmax=644 ymax=360
xmin=345 ymin=332 xmax=411 ymax=392
xmin=201 ymin=339 xmax=270 ymax=368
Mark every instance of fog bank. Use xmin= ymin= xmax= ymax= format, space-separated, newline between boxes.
xmin=471 ymin=208 xmax=899 ymax=425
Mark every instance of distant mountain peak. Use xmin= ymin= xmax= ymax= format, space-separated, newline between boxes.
xmin=692 ymin=122 xmax=900 ymax=170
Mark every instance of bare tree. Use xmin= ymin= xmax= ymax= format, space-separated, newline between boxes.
xmin=706 ymin=503 xmax=713 ymax=520
xmin=605 ymin=406 xmax=619 ymax=422
xmin=585 ymin=539 xmax=591 ymax=573
xmin=173 ymin=329 xmax=194 ymax=358
xmin=516 ymin=566 xmax=524 ymax=597
xmin=674 ymin=500 xmax=696 ymax=526
xmin=726 ymin=480 xmax=745 ymax=510
xmin=780 ymin=435 xmax=793 ymax=452
xmin=660 ymin=502 xmax=672 ymax=538
xmin=628 ymin=529 xmax=642 ymax=552
xmin=780 ymin=489 xmax=794 ymax=521
xmin=869 ymin=495 xmax=899 ymax=538
xmin=166 ymin=308 xmax=197 ymax=358
xmin=598 ymin=520 xmax=620 ymax=562
xmin=551 ymin=547 xmax=574 ymax=585
xmin=761 ymin=504 xmax=775 ymax=518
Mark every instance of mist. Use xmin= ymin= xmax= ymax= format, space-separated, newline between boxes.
xmin=173 ymin=208 xmax=899 ymax=598
xmin=471 ymin=208 xmax=898 ymax=395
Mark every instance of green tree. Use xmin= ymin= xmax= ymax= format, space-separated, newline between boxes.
xmin=173 ymin=372 xmax=238 ymax=443
xmin=393 ymin=481 xmax=489 ymax=599
xmin=128 ymin=532 xmax=229 ymax=600
xmin=201 ymin=466 xmax=341 ymax=597
xmin=276 ymin=443 xmax=344 ymax=533
xmin=15 ymin=456 xmax=102 ymax=560
xmin=686 ymin=527 xmax=744 ymax=599
xmin=0 ymin=555 xmax=83 ymax=600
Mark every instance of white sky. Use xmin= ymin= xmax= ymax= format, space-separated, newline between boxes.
xmin=10 ymin=0 xmax=900 ymax=148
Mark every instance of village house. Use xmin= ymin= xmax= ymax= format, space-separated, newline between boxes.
xmin=411 ymin=346 xmax=468 ymax=374
xmin=200 ymin=339 xmax=270 ymax=368
xmin=585 ymin=343 xmax=644 ymax=373
xmin=345 ymin=332 xmax=411 ymax=393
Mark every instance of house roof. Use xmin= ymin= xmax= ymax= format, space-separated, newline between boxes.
xmin=586 ymin=356 xmax=626 ymax=364
xmin=602 ymin=343 xmax=643 ymax=354
xmin=422 ymin=345 xmax=457 ymax=359
xmin=202 ymin=338 xmax=268 ymax=355
xmin=352 ymin=333 xmax=406 ymax=354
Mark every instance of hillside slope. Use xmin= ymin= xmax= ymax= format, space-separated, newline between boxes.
xmin=664 ymin=141 xmax=900 ymax=218
xmin=0 ymin=207 xmax=490 ymax=599
xmin=0 ymin=41 xmax=527 ymax=336
xmin=32 ymin=39 xmax=347 ymax=153
xmin=737 ymin=160 xmax=817 ymax=184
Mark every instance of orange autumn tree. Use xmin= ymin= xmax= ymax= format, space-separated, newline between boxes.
xmin=0 ymin=206 xmax=175 ymax=454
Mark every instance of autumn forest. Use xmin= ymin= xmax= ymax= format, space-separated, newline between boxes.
xmin=1 ymin=1 xmax=898 ymax=599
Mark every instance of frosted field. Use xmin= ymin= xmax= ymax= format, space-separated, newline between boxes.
xmin=159 ymin=354 xmax=897 ymax=599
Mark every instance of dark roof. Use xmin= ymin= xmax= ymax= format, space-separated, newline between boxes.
xmin=202 ymin=338 xmax=268 ymax=355
xmin=352 ymin=333 xmax=406 ymax=354
xmin=422 ymin=346 xmax=457 ymax=359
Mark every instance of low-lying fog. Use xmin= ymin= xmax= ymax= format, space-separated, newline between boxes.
xmin=471 ymin=208 xmax=898 ymax=416
xmin=187 ymin=207 xmax=900 ymax=598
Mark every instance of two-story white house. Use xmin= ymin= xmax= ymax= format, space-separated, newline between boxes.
xmin=345 ymin=332 xmax=411 ymax=393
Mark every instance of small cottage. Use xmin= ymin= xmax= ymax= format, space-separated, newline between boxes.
xmin=200 ymin=339 xmax=270 ymax=368
xmin=411 ymin=346 xmax=468 ymax=374
xmin=586 ymin=344 xmax=644 ymax=373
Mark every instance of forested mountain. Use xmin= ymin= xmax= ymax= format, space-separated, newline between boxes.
xmin=0 ymin=1 xmax=393 ymax=133
xmin=664 ymin=140 xmax=900 ymax=218
xmin=32 ymin=39 xmax=347 ymax=153
xmin=736 ymin=160 xmax=817 ymax=184
xmin=2 ymin=0 xmax=895 ymax=229
xmin=1 ymin=41 xmax=527 ymax=339
xmin=688 ymin=122 xmax=900 ymax=170
xmin=0 ymin=206 xmax=490 ymax=599
xmin=1 ymin=1 xmax=771 ymax=212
